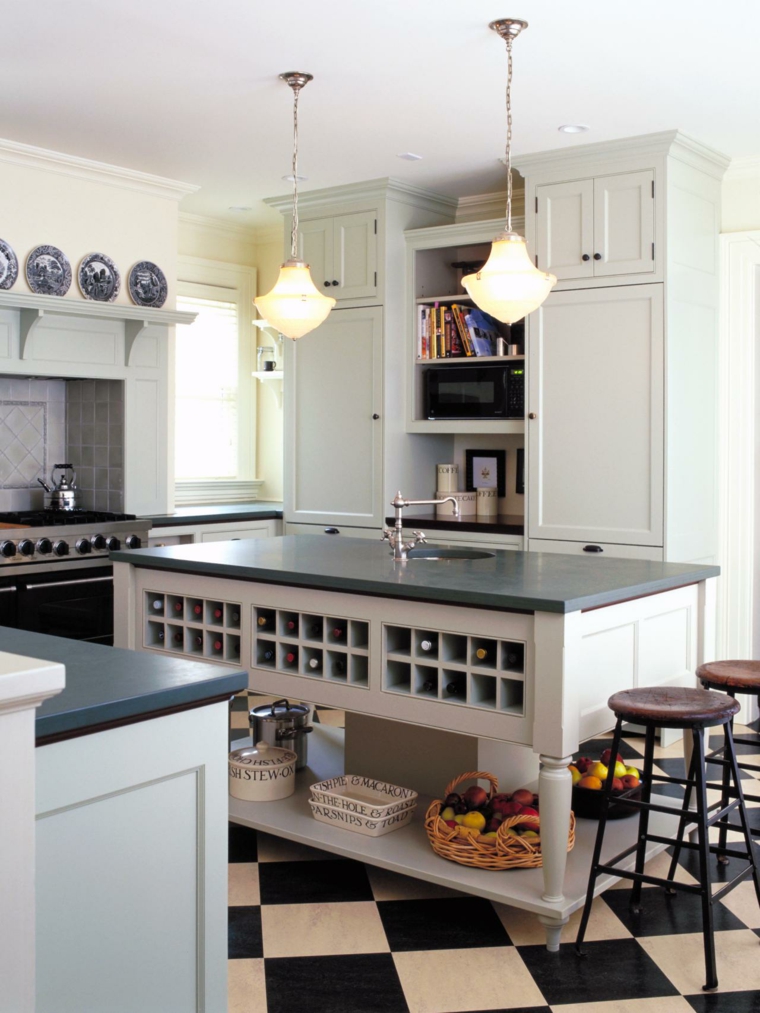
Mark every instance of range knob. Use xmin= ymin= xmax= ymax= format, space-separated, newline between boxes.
xmin=90 ymin=534 xmax=106 ymax=551
xmin=36 ymin=538 xmax=52 ymax=555
xmin=105 ymin=536 xmax=120 ymax=551
xmin=0 ymin=540 xmax=16 ymax=558
xmin=18 ymin=539 xmax=35 ymax=557
xmin=52 ymin=540 xmax=69 ymax=557
xmin=125 ymin=535 xmax=142 ymax=550
xmin=75 ymin=538 xmax=92 ymax=555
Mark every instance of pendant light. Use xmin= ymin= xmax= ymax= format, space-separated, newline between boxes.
xmin=462 ymin=20 xmax=556 ymax=324
xmin=254 ymin=72 xmax=335 ymax=340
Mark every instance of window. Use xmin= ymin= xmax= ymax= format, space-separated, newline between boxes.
xmin=174 ymin=259 xmax=260 ymax=504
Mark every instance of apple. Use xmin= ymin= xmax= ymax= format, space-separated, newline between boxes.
xmin=518 ymin=806 xmax=539 ymax=818
xmin=625 ymin=766 xmax=640 ymax=778
xmin=588 ymin=761 xmax=608 ymax=782
xmin=601 ymin=749 xmax=624 ymax=766
xmin=485 ymin=818 xmax=503 ymax=833
xmin=491 ymin=792 xmax=512 ymax=803
xmin=463 ymin=785 xmax=488 ymax=810
xmin=622 ymin=774 xmax=640 ymax=789
xmin=612 ymin=777 xmax=625 ymax=791
xmin=503 ymin=801 xmax=524 ymax=815
xmin=444 ymin=793 xmax=462 ymax=808
xmin=491 ymin=799 xmax=513 ymax=816
xmin=613 ymin=760 xmax=628 ymax=778
xmin=444 ymin=820 xmax=458 ymax=829
xmin=454 ymin=814 xmax=466 ymax=824
xmin=575 ymin=756 xmax=593 ymax=774
xmin=512 ymin=788 xmax=534 ymax=806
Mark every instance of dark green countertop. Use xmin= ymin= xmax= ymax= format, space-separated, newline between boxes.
xmin=144 ymin=502 xmax=283 ymax=528
xmin=111 ymin=536 xmax=719 ymax=614
xmin=0 ymin=628 xmax=247 ymax=741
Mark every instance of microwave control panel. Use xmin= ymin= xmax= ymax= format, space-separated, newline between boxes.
xmin=506 ymin=367 xmax=525 ymax=418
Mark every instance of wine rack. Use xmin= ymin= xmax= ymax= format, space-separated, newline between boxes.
xmin=253 ymin=605 xmax=369 ymax=689
xmin=382 ymin=624 xmax=525 ymax=715
xmin=143 ymin=591 xmax=242 ymax=665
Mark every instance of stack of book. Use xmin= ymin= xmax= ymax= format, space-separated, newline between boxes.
xmin=417 ymin=303 xmax=503 ymax=358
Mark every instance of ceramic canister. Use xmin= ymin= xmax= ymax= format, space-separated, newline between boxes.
xmin=436 ymin=463 xmax=459 ymax=492
xmin=228 ymin=740 xmax=297 ymax=801
xmin=436 ymin=490 xmax=477 ymax=519
xmin=476 ymin=486 xmax=499 ymax=519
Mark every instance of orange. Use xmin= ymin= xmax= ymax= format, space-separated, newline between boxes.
xmin=578 ymin=775 xmax=603 ymax=790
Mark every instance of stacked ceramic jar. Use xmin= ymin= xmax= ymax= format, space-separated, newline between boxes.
xmin=308 ymin=774 xmax=418 ymax=837
xmin=436 ymin=463 xmax=497 ymax=520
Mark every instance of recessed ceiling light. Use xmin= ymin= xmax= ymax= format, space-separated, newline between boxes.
xmin=398 ymin=152 xmax=423 ymax=161
xmin=558 ymin=124 xmax=590 ymax=134
xmin=228 ymin=205 xmax=252 ymax=212
xmin=282 ymin=173 xmax=308 ymax=183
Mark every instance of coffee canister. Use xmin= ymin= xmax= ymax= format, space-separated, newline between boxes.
xmin=249 ymin=698 xmax=313 ymax=770
xmin=436 ymin=463 xmax=459 ymax=492
xmin=477 ymin=486 xmax=499 ymax=519
xmin=436 ymin=490 xmax=477 ymax=518
xmin=228 ymin=740 xmax=297 ymax=801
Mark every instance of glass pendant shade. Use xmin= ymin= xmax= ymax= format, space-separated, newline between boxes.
xmin=254 ymin=259 xmax=335 ymax=340
xmin=462 ymin=232 xmax=557 ymax=325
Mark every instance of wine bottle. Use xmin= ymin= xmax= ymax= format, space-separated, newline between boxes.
xmin=157 ymin=630 xmax=165 ymax=642
xmin=333 ymin=659 xmax=346 ymax=676
xmin=446 ymin=680 xmax=464 ymax=696
xmin=231 ymin=611 xmax=240 ymax=623
xmin=213 ymin=639 xmax=223 ymax=653
xmin=233 ymin=642 xmax=240 ymax=656
xmin=193 ymin=603 xmax=202 ymax=616
xmin=332 ymin=626 xmax=345 ymax=639
xmin=173 ymin=632 xmax=183 ymax=644
xmin=193 ymin=635 xmax=203 ymax=648
xmin=505 ymin=649 xmax=519 ymax=667
xmin=310 ymin=622 xmax=322 ymax=636
xmin=257 ymin=615 xmax=271 ymax=628
xmin=173 ymin=601 xmax=183 ymax=613
xmin=262 ymin=648 xmax=275 ymax=661
xmin=285 ymin=651 xmax=297 ymax=665
xmin=308 ymin=657 xmax=321 ymax=670
xmin=287 ymin=619 xmax=298 ymax=631
xmin=421 ymin=678 xmax=437 ymax=693
xmin=476 ymin=647 xmax=489 ymax=661
xmin=420 ymin=638 xmax=436 ymax=653
xmin=214 ymin=607 xmax=223 ymax=620
xmin=151 ymin=599 xmax=162 ymax=611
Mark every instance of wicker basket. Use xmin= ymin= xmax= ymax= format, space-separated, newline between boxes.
xmin=424 ymin=770 xmax=575 ymax=871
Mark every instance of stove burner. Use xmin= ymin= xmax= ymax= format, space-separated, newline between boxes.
xmin=0 ymin=510 xmax=137 ymax=528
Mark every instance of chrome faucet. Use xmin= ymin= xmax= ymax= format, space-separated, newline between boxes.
xmin=381 ymin=490 xmax=460 ymax=561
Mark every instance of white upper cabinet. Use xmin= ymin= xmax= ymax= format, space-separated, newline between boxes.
xmin=535 ymin=170 xmax=654 ymax=282
xmin=298 ymin=210 xmax=378 ymax=304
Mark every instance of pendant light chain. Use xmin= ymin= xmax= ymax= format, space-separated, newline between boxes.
xmin=505 ymin=35 xmax=513 ymax=233
xmin=290 ymin=84 xmax=301 ymax=259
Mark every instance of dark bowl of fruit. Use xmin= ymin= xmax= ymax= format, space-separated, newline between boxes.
xmin=569 ymin=749 xmax=643 ymax=820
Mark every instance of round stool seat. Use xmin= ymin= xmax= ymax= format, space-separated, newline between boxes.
xmin=697 ymin=660 xmax=760 ymax=692
xmin=607 ymin=686 xmax=740 ymax=728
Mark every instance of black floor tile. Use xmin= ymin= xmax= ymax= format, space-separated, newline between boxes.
xmin=576 ymin=737 xmax=645 ymax=762
xmin=602 ymin=885 xmax=748 ymax=936
xmin=517 ymin=938 xmax=679 ymax=1006
xmin=686 ymin=991 xmax=760 ymax=1012
xmin=265 ymin=953 xmax=409 ymax=1013
xmin=258 ymin=857 xmax=374 ymax=905
xmin=228 ymin=905 xmax=262 ymax=959
xmin=377 ymin=897 xmax=511 ymax=951
xmin=229 ymin=822 xmax=258 ymax=863
xmin=709 ymin=731 xmax=760 ymax=757
xmin=667 ymin=844 xmax=752 ymax=887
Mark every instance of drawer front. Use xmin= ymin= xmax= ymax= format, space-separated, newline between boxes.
xmin=529 ymin=538 xmax=663 ymax=561
xmin=200 ymin=524 xmax=274 ymax=543
xmin=285 ymin=522 xmax=381 ymax=539
xmin=429 ymin=535 xmax=522 ymax=552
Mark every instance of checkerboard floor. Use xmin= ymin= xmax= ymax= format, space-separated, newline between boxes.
xmin=228 ymin=714 xmax=760 ymax=1012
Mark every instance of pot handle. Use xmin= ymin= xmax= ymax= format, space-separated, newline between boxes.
xmin=270 ymin=698 xmax=291 ymax=715
xmin=277 ymin=726 xmax=314 ymax=739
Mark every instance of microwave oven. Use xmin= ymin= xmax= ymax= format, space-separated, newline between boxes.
xmin=424 ymin=363 xmax=525 ymax=420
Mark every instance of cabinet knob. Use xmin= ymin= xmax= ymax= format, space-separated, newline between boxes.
xmin=581 ymin=254 xmax=590 ymax=262
xmin=372 ymin=413 xmax=380 ymax=420
xmin=528 ymin=412 xmax=537 ymax=420
xmin=323 ymin=281 xmax=330 ymax=287
xmin=332 ymin=280 xmax=340 ymax=286
xmin=593 ymin=253 xmax=602 ymax=261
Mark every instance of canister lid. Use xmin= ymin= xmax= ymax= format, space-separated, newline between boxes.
xmin=229 ymin=740 xmax=297 ymax=767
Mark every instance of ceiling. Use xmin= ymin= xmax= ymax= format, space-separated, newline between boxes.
xmin=1 ymin=1 xmax=758 ymax=228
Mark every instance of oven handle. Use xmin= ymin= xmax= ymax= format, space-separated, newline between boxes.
xmin=0 ymin=585 xmax=17 ymax=593
xmin=23 ymin=576 xmax=113 ymax=590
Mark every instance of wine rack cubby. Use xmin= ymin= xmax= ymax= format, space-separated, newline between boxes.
xmin=254 ymin=605 xmax=370 ymax=689
xmin=143 ymin=591 xmax=242 ymax=665
xmin=382 ymin=623 xmax=525 ymax=715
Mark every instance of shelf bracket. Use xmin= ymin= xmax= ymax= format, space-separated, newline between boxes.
xmin=19 ymin=308 xmax=44 ymax=359
xmin=124 ymin=319 xmax=150 ymax=366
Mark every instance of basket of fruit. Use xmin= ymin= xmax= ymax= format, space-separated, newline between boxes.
xmin=569 ymin=749 xmax=642 ymax=820
xmin=424 ymin=770 xmax=575 ymax=870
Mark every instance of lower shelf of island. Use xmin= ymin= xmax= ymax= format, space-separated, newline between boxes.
xmin=228 ymin=724 xmax=680 ymax=921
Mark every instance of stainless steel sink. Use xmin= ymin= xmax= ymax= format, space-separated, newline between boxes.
xmin=405 ymin=548 xmax=496 ymax=561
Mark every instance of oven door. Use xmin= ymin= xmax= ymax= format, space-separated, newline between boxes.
xmin=425 ymin=366 xmax=508 ymax=419
xmin=17 ymin=566 xmax=114 ymax=644
xmin=0 ymin=572 xmax=19 ymax=628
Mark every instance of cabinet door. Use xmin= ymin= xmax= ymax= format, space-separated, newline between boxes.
xmin=200 ymin=523 xmax=275 ymax=542
xmin=535 ymin=179 xmax=594 ymax=280
xmin=527 ymin=285 xmax=663 ymax=546
xmin=593 ymin=171 xmax=655 ymax=277
xmin=285 ymin=306 xmax=383 ymax=527
xmin=333 ymin=211 xmax=378 ymax=301
xmin=297 ymin=218 xmax=334 ymax=295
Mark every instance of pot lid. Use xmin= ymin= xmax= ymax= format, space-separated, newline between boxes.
xmin=249 ymin=698 xmax=309 ymax=721
xmin=229 ymin=740 xmax=297 ymax=767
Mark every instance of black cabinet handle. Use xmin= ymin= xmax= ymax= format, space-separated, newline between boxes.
xmin=324 ymin=527 xmax=340 ymax=535
xmin=581 ymin=254 xmax=590 ymax=262
xmin=583 ymin=544 xmax=604 ymax=553
xmin=323 ymin=280 xmax=330 ymax=287
xmin=332 ymin=280 xmax=340 ymax=286
xmin=372 ymin=413 xmax=380 ymax=420
xmin=593 ymin=253 xmax=602 ymax=261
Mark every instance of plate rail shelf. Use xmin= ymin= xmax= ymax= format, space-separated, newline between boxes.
xmin=383 ymin=624 xmax=525 ymax=715
xmin=144 ymin=591 xmax=241 ymax=664
xmin=254 ymin=606 xmax=370 ymax=689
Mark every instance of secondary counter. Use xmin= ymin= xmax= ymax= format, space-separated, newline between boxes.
xmin=144 ymin=502 xmax=283 ymax=528
xmin=111 ymin=535 xmax=719 ymax=613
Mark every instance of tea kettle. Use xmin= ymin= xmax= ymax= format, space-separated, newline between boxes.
xmin=38 ymin=463 xmax=78 ymax=511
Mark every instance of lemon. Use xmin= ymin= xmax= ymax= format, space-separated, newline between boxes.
xmin=568 ymin=765 xmax=582 ymax=785
xmin=625 ymin=765 xmax=640 ymax=778
xmin=462 ymin=811 xmax=487 ymax=831
xmin=441 ymin=806 xmax=456 ymax=821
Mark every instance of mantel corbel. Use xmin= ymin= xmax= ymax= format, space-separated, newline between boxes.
xmin=19 ymin=308 xmax=44 ymax=359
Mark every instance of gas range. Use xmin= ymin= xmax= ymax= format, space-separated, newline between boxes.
xmin=0 ymin=510 xmax=151 ymax=566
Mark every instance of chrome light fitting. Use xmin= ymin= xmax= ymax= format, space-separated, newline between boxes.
xmin=462 ymin=20 xmax=556 ymax=324
xmin=254 ymin=72 xmax=335 ymax=340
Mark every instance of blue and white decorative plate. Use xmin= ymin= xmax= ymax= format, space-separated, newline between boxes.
xmin=78 ymin=252 xmax=120 ymax=302
xmin=26 ymin=245 xmax=72 ymax=297
xmin=0 ymin=238 xmax=19 ymax=290
xmin=128 ymin=261 xmax=167 ymax=308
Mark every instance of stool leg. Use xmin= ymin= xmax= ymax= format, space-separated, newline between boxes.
xmin=717 ymin=690 xmax=737 ymax=865
xmin=693 ymin=726 xmax=718 ymax=992
xmin=575 ymin=718 xmax=625 ymax=955
xmin=724 ymin=722 xmax=760 ymax=911
xmin=630 ymin=724 xmax=656 ymax=914
xmin=665 ymin=748 xmax=697 ymax=893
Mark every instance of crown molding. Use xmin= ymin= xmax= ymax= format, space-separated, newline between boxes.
xmin=264 ymin=177 xmax=457 ymax=218
xmin=0 ymin=137 xmax=199 ymax=201
xmin=724 ymin=155 xmax=760 ymax=181
xmin=456 ymin=190 xmax=525 ymax=224
xmin=179 ymin=212 xmax=283 ymax=247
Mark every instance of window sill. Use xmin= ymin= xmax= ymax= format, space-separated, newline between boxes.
xmin=174 ymin=480 xmax=265 ymax=506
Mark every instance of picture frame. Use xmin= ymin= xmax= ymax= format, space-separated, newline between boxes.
xmin=465 ymin=448 xmax=506 ymax=497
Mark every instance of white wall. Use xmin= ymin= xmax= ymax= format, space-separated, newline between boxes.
xmin=722 ymin=163 xmax=760 ymax=234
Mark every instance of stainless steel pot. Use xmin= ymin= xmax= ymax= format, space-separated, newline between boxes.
xmin=37 ymin=464 xmax=78 ymax=511
xmin=249 ymin=698 xmax=313 ymax=770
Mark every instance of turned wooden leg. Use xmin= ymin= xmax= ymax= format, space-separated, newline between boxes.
xmin=538 ymin=913 xmax=569 ymax=952
xmin=539 ymin=753 xmax=574 ymax=904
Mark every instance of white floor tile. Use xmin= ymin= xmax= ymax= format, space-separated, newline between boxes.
xmin=228 ymin=958 xmax=266 ymax=1013
xmin=638 ymin=928 xmax=760 ymax=994
xmin=228 ymin=863 xmax=260 ymax=906
xmin=261 ymin=901 xmax=389 ymax=957
xmin=367 ymin=866 xmax=467 ymax=902
xmin=494 ymin=896 xmax=631 ymax=945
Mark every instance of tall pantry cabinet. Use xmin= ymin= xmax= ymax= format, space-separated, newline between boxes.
xmin=264 ymin=180 xmax=457 ymax=533
xmin=516 ymin=131 xmax=729 ymax=563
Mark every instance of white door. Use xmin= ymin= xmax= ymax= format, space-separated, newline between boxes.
xmin=535 ymin=179 xmax=594 ymax=281
xmin=333 ymin=211 xmax=378 ymax=301
xmin=285 ymin=306 xmax=384 ymax=527
xmin=297 ymin=218 xmax=334 ymax=295
xmin=593 ymin=170 xmax=655 ymax=277
xmin=527 ymin=284 xmax=664 ymax=546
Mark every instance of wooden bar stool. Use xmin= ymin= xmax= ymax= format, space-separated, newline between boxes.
xmin=698 ymin=660 xmax=760 ymax=860
xmin=575 ymin=686 xmax=760 ymax=992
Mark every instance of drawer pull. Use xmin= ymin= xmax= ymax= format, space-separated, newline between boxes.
xmin=583 ymin=544 xmax=604 ymax=553
xmin=324 ymin=527 xmax=340 ymax=535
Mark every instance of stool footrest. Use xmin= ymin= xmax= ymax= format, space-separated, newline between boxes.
xmin=595 ymin=862 xmax=702 ymax=894
xmin=645 ymin=832 xmax=752 ymax=862
xmin=601 ymin=796 xmax=690 ymax=817
xmin=712 ymin=865 xmax=756 ymax=904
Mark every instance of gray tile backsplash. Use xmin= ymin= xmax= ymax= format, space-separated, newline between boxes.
xmin=66 ymin=379 xmax=124 ymax=511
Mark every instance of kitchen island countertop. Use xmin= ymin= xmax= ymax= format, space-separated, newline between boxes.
xmin=111 ymin=535 xmax=719 ymax=614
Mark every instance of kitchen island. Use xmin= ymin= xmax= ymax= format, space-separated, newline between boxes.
xmin=0 ymin=628 xmax=247 ymax=1013
xmin=112 ymin=536 xmax=718 ymax=948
